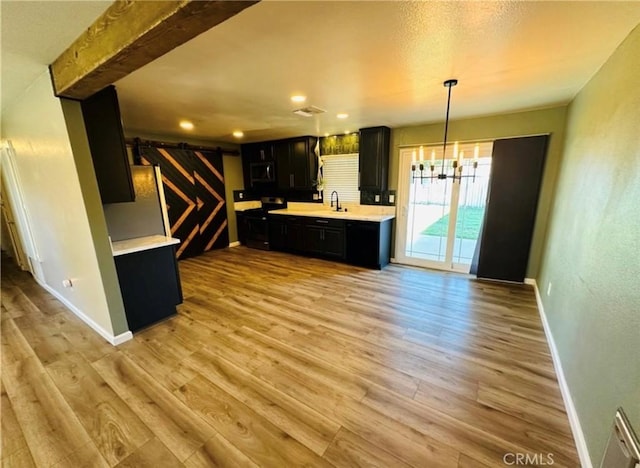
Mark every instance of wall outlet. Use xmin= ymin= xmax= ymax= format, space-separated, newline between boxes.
xmin=62 ymin=279 xmax=73 ymax=288
xmin=239 ymin=192 xmax=244 ymax=199
xmin=374 ymin=194 xmax=380 ymax=203
xmin=389 ymin=194 xmax=395 ymax=204
xmin=547 ymin=282 xmax=552 ymax=296
xmin=312 ymin=193 xmax=319 ymax=200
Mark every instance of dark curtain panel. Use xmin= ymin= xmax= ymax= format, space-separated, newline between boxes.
xmin=475 ymin=135 xmax=549 ymax=282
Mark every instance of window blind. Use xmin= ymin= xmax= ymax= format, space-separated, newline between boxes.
xmin=321 ymin=153 xmax=359 ymax=203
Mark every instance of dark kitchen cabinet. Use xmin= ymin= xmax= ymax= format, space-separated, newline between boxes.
xmin=266 ymin=214 xmax=392 ymax=269
xmin=275 ymin=137 xmax=317 ymax=191
xmin=241 ymin=142 xmax=275 ymax=189
xmin=268 ymin=218 xmax=286 ymax=251
xmin=305 ymin=218 xmax=345 ymax=259
xmin=268 ymin=215 xmax=305 ymax=252
xmin=244 ymin=142 xmax=274 ymax=162
xmin=81 ymin=85 xmax=135 ymax=204
xmin=359 ymin=126 xmax=390 ymax=191
xmin=114 ymin=245 xmax=183 ymax=332
xmin=346 ymin=219 xmax=392 ymax=269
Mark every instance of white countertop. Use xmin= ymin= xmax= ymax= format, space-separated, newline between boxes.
xmin=234 ymin=200 xmax=262 ymax=211
xmin=269 ymin=209 xmax=395 ymax=223
xmin=111 ymin=235 xmax=180 ymax=257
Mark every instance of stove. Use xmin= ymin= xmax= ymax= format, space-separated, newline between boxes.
xmin=243 ymin=197 xmax=286 ymax=250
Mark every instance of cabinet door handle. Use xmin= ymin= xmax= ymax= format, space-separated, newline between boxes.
xmin=290 ymin=174 xmax=294 ymax=187
xmin=316 ymin=219 xmax=329 ymax=224
xmin=358 ymin=172 xmax=361 ymax=189
xmin=266 ymin=165 xmax=271 ymax=179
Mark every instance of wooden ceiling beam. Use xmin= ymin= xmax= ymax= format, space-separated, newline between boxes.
xmin=50 ymin=0 xmax=258 ymax=100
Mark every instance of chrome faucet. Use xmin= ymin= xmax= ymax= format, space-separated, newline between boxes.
xmin=330 ymin=191 xmax=342 ymax=211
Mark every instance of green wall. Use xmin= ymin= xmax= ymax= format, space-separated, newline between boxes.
xmin=538 ymin=25 xmax=640 ymax=466
xmin=390 ymin=106 xmax=568 ymax=278
xmin=61 ymin=99 xmax=129 ymax=335
xmin=222 ymin=153 xmax=244 ymax=243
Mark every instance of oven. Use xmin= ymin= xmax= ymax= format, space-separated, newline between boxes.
xmin=243 ymin=197 xmax=286 ymax=250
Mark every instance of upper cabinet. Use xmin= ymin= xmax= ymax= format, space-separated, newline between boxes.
xmin=81 ymin=85 xmax=134 ymax=204
xmin=358 ymin=126 xmax=390 ymax=191
xmin=274 ymin=136 xmax=317 ymax=191
xmin=242 ymin=141 xmax=274 ymax=163
xmin=241 ymin=142 xmax=275 ymax=188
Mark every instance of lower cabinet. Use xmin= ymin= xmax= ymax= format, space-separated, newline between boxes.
xmin=268 ymin=215 xmax=306 ymax=252
xmin=114 ymin=245 xmax=183 ymax=332
xmin=346 ymin=219 xmax=392 ymax=269
xmin=267 ymin=215 xmax=392 ymax=268
xmin=305 ymin=219 xmax=345 ymax=259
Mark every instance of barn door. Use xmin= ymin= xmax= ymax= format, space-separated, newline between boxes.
xmin=137 ymin=145 xmax=228 ymax=259
xmin=192 ymin=150 xmax=229 ymax=252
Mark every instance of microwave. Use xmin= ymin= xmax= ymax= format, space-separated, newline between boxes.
xmin=250 ymin=161 xmax=275 ymax=185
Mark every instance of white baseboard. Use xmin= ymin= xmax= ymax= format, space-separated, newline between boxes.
xmin=34 ymin=277 xmax=132 ymax=346
xmin=112 ymin=330 xmax=133 ymax=345
xmin=229 ymin=241 xmax=241 ymax=248
xmin=529 ymin=279 xmax=593 ymax=468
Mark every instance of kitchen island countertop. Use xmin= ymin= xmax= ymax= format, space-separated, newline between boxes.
xmin=111 ymin=235 xmax=180 ymax=257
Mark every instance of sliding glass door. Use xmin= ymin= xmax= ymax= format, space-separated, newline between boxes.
xmin=396 ymin=142 xmax=493 ymax=272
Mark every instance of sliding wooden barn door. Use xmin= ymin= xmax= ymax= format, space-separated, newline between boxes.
xmin=192 ymin=150 xmax=229 ymax=252
xmin=137 ymin=145 xmax=228 ymax=259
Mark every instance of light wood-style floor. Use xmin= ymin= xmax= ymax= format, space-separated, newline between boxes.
xmin=1 ymin=247 xmax=579 ymax=467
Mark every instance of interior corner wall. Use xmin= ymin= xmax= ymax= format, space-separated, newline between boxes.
xmin=537 ymin=25 xmax=640 ymax=466
xmin=123 ymin=131 xmax=243 ymax=243
xmin=60 ymin=99 xmax=129 ymax=336
xmin=389 ymin=106 xmax=568 ymax=277
xmin=1 ymin=70 xmax=122 ymax=339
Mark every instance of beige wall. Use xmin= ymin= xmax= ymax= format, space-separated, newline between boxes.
xmin=538 ymin=25 xmax=640 ymax=466
xmin=1 ymin=71 xmax=127 ymax=338
xmin=390 ymin=106 xmax=568 ymax=278
xmin=124 ymin=132 xmax=243 ymax=243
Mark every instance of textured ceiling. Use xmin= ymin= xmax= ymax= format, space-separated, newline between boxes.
xmin=3 ymin=2 xmax=640 ymax=144
xmin=116 ymin=1 xmax=640 ymax=143
xmin=0 ymin=1 xmax=111 ymax=113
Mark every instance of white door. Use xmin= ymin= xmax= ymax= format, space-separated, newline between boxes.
xmin=1 ymin=182 xmax=29 ymax=270
xmin=395 ymin=142 xmax=493 ymax=273
xmin=1 ymin=141 xmax=42 ymax=279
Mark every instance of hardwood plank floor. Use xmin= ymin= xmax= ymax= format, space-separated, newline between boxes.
xmin=1 ymin=247 xmax=579 ymax=467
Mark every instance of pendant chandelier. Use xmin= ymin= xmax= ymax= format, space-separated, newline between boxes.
xmin=412 ymin=79 xmax=478 ymax=183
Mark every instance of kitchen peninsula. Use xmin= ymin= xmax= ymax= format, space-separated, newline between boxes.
xmin=111 ymin=235 xmax=182 ymax=332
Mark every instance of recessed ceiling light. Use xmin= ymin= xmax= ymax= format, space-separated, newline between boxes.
xmin=179 ymin=120 xmax=194 ymax=130
xmin=344 ymin=130 xmax=350 ymax=135
xmin=337 ymin=113 xmax=348 ymax=119
xmin=291 ymin=95 xmax=306 ymax=103
xmin=232 ymin=131 xmax=244 ymax=138
xmin=324 ymin=133 xmax=329 ymax=137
